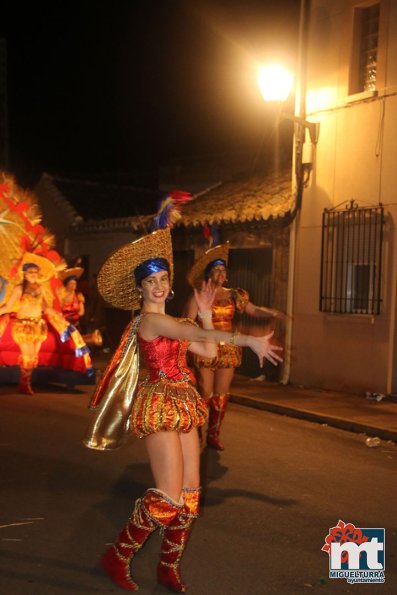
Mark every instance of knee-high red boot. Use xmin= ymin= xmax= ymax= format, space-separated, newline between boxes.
xmin=157 ymin=487 xmax=201 ymax=592
xmin=206 ymin=393 xmax=229 ymax=450
xmin=17 ymin=355 xmax=38 ymax=395
xmin=100 ymin=488 xmax=182 ymax=592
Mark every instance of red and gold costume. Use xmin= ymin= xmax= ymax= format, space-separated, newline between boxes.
xmin=57 ymin=266 xmax=85 ymax=326
xmin=84 ymin=222 xmax=205 ymax=592
xmin=132 ymin=324 xmax=207 ymax=438
xmin=194 ymin=287 xmax=249 ymax=369
xmin=86 ymin=314 xmax=207 ymax=447
xmin=60 ymin=290 xmax=85 ymax=325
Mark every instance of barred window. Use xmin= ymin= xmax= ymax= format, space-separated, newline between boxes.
xmin=349 ymin=2 xmax=380 ymax=94
xmin=320 ymin=202 xmax=383 ymax=314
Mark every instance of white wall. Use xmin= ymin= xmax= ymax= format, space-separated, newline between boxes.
xmin=291 ymin=0 xmax=397 ymax=393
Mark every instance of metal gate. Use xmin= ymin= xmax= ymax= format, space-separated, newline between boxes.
xmin=227 ymin=247 xmax=273 ymax=377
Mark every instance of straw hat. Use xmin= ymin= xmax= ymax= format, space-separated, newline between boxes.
xmin=20 ymin=252 xmax=56 ymax=283
xmin=186 ymin=243 xmax=230 ymax=288
xmin=58 ymin=267 xmax=84 ymax=282
xmin=97 ymin=227 xmax=173 ymax=310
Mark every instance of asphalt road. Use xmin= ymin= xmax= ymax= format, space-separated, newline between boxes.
xmin=0 ymin=383 xmax=396 ymax=595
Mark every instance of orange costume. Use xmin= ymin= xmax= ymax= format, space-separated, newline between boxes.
xmin=194 ymin=287 xmax=249 ymax=369
xmin=186 ymin=242 xmax=251 ymax=451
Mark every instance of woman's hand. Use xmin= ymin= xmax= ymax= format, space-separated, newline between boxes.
xmin=194 ymin=279 xmax=216 ymax=313
xmin=271 ymin=308 xmax=289 ymax=322
xmin=246 ymin=331 xmax=283 ymax=367
xmin=245 ymin=301 xmax=289 ymax=322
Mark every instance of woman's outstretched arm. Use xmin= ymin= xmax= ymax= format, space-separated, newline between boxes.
xmin=140 ymin=313 xmax=283 ymax=367
xmin=245 ymin=301 xmax=287 ymax=321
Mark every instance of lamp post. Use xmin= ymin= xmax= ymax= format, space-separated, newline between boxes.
xmin=257 ymin=63 xmax=319 ymax=200
xmin=256 ymin=2 xmax=318 ymax=385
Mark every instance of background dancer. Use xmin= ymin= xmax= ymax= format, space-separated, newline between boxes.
xmin=0 ymin=253 xmax=92 ymax=394
xmin=184 ymin=242 xmax=286 ymax=451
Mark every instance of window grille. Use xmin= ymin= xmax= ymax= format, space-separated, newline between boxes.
xmin=320 ymin=202 xmax=383 ymax=315
xmin=350 ymin=2 xmax=380 ymax=94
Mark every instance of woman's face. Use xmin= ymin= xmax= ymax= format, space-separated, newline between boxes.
xmin=209 ymin=264 xmax=227 ymax=286
xmin=141 ymin=269 xmax=170 ymax=304
xmin=66 ymin=279 xmax=77 ymax=291
xmin=24 ymin=267 xmax=40 ymax=284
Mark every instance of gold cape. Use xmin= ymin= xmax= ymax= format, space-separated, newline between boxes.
xmin=84 ymin=316 xmax=141 ymax=450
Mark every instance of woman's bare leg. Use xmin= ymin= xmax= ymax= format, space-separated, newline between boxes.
xmin=179 ymin=428 xmax=201 ymax=488
xmin=213 ymin=367 xmax=235 ymax=394
xmin=144 ymin=431 xmax=184 ymax=502
xmin=196 ymin=367 xmax=215 ymax=399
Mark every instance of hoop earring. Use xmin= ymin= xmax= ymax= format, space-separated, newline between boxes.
xmin=166 ymin=288 xmax=175 ymax=303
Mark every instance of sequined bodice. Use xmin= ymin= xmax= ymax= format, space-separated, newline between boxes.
xmin=17 ymin=291 xmax=44 ymax=318
xmin=138 ymin=333 xmax=194 ymax=383
xmin=212 ymin=299 xmax=235 ymax=331
xmin=20 ymin=292 xmax=44 ymax=306
xmin=210 ymin=288 xmax=249 ymax=331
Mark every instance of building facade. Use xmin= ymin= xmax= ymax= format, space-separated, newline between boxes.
xmin=290 ymin=0 xmax=397 ymax=393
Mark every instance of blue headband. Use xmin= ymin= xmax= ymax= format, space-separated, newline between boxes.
xmin=204 ymin=258 xmax=227 ymax=279
xmin=63 ymin=275 xmax=78 ymax=286
xmin=134 ymin=257 xmax=170 ymax=285
xmin=22 ymin=263 xmax=40 ymax=273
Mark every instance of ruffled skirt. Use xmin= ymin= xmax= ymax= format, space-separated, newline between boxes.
xmin=193 ymin=343 xmax=242 ymax=370
xmin=130 ymin=379 xmax=208 ymax=438
xmin=11 ymin=317 xmax=48 ymax=344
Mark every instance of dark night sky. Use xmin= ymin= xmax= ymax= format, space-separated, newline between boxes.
xmin=1 ymin=0 xmax=299 ymax=187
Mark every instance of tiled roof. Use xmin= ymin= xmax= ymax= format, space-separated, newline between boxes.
xmin=180 ymin=170 xmax=292 ymax=227
xmin=68 ymin=170 xmax=293 ymax=234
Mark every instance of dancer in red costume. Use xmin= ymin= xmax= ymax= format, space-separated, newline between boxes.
xmin=85 ymin=215 xmax=282 ymax=592
xmin=0 ymin=173 xmax=93 ymax=391
xmin=0 ymin=253 xmax=93 ymax=394
xmin=185 ymin=242 xmax=286 ymax=451
xmin=57 ymin=266 xmax=85 ymax=327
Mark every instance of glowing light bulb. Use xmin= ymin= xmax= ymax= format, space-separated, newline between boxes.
xmin=257 ymin=64 xmax=294 ymax=102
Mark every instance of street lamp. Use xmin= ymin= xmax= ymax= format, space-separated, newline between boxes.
xmin=257 ymin=64 xmax=294 ymax=102
xmin=257 ymin=63 xmax=319 ymax=191
xmin=256 ymin=57 xmax=320 ymax=388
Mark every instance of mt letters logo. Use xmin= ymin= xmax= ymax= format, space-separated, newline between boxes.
xmin=322 ymin=520 xmax=385 ymax=584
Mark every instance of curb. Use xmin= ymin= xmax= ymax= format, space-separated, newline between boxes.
xmin=229 ymin=393 xmax=397 ymax=443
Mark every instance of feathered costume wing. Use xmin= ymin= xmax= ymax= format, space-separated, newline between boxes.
xmin=0 ymin=172 xmax=66 ymax=306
